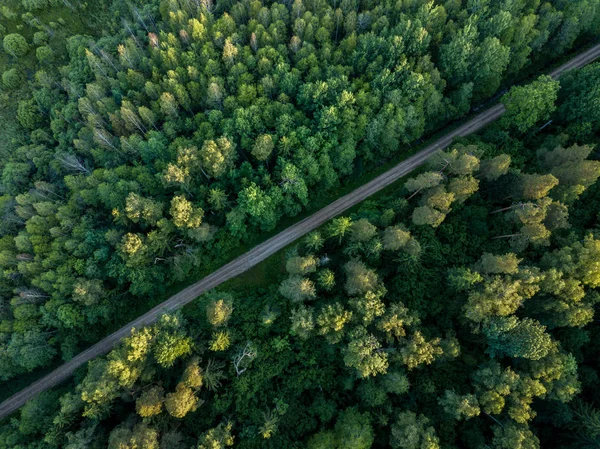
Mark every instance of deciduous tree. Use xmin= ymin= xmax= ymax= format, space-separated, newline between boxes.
xmin=390 ymin=411 xmax=440 ymax=449
xmin=501 ymin=75 xmax=559 ymax=133
xmin=343 ymin=326 xmax=388 ymax=378
xmin=136 ymin=386 xmax=164 ymax=417
xmin=165 ymin=383 xmax=200 ymax=418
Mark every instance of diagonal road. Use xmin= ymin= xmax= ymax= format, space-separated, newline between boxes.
xmin=1 ymin=42 xmax=600 ymax=421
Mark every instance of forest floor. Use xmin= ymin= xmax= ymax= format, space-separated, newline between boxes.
xmin=1 ymin=42 xmax=600 ymax=421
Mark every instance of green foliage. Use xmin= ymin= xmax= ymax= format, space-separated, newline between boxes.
xmin=280 ymin=275 xmax=316 ymax=303
xmin=382 ymin=225 xmax=411 ymax=251
xmin=480 ymin=154 xmax=511 ymax=181
xmin=438 ymin=390 xmax=481 ymax=421
xmin=1 ymin=1 xmax=600 ymax=448
xmin=390 ymin=411 xmax=440 ymax=449
xmin=197 ymin=423 xmax=234 ymax=449
xmin=1 ymin=68 xmax=20 ymax=89
xmin=289 ymin=304 xmax=315 ymax=339
xmin=136 ymin=386 xmax=164 ymax=418
xmin=541 ymin=144 xmax=600 ymax=203
xmin=0 ymin=0 xmax=593 ymax=390
xmin=559 ymin=62 xmax=600 ymax=131
xmin=35 ymin=45 xmax=53 ymax=64
xmin=7 ymin=329 xmax=56 ymax=372
xmin=165 ymin=383 xmax=199 ymax=418
xmin=152 ymin=315 xmax=193 ymax=367
xmin=405 ymin=172 xmax=444 ymax=194
xmin=16 ymin=100 xmax=41 ymax=129
xmin=477 ymin=253 xmax=522 ymax=274
xmin=570 ymin=400 xmax=600 ymax=443
xmin=501 ymin=75 xmax=560 ymax=133
xmin=412 ymin=206 xmax=446 ymax=228
xmin=344 ymin=259 xmax=380 ymax=296
xmin=492 ymin=423 xmax=539 ymax=449
xmin=108 ymin=423 xmax=159 ymax=449
xmin=305 ymin=232 xmax=325 ymax=252
xmin=317 ymin=302 xmax=352 ymax=344
xmin=32 ymin=31 xmax=48 ymax=46
xmin=308 ymin=431 xmax=336 ymax=449
xmin=343 ymin=326 xmax=388 ymax=378
xmin=200 ymin=137 xmax=236 ymax=179
xmin=286 ymin=255 xmax=318 ymax=275
xmin=351 ymin=219 xmax=378 ymax=243
xmin=399 ymin=331 xmax=444 ymax=370
xmin=206 ymin=295 xmax=234 ymax=327
xmin=251 ymin=134 xmax=274 ymax=162
xmin=4 ymin=128 xmax=600 ymax=447
xmin=463 ymin=266 xmax=542 ymax=323
xmin=484 ymin=316 xmax=555 ymax=360
xmin=209 ymin=331 xmax=231 ymax=351
xmin=170 ymin=195 xmax=204 ymax=229
xmin=3 ymin=33 xmax=28 ymax=57
xmin=334 ymin=407 xmax=374 ymax=449
xmin=317 ymin=268 xmax=336 ymax=290
xmin=328 ymin=217 xmax=353 ymax=244
xmin=22 ymin=0 xmax=50 ymax=11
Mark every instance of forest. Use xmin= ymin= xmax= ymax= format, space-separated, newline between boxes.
xmin=2 ymin=0 xmax=600 ymax=447
xmin=2 ymin=59 xmax=600 ymax=448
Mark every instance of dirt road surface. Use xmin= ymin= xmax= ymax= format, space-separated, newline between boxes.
xmin=1 ymin=42 xmax=599 ymax=421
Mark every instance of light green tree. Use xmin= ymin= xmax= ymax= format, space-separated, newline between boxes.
xmin=165 ymin=383 xmax=200 ymax=418
xmin=136 ymin=386 xmax=164 ymax=417
xmin=350 ymin=218 xmax=378 ymax=242
xmin=252 ymin=134 xmax=274 ymax=161
xmin=438 ymin=390 xmax=481 ymax=420
xmin=280 ymin=276 xmax=316 ymax=302
xmin=412 ymin=206 xmax=446 ymax=228
xmin=334 ymin=407 xmax=374 ymax=449
xmin=305 ymin=231 xmax=324 ymax=251
xmin=290 ymin=305 xmax=315 ymax=339
xmin=286 ymin=255 xmax=318 ymax=275
xmin=484 ymin=316 xmax=555 ymax=360
xmin=344 ymin=260 xmax=380 ymax=296
xmin=328 ymin=217 xmax=353 ymax=244
xmin=382 ymin=226 xmax=411 ymax=251
xmin=210 ymin=331 xmax=231 ymax=351
xmin=480 ymin=154 xmax=511 ymax=181
xmin=197 ymin=423 xmax=234 ymax=449
xmin=390 ymin=411 xmax=440 ymax=449
xmin=491 ymin=422 xmax=539 ymax=449
xmin=477 ymin=253 xmax=522 ymax=275
xmin=200 ymin=137 xmax=236 ymax=178
xmin=343 ymin=326 xmax=388 ymax=378
xmin=501 ymin=75 xmax=560 ymax=133
xmin=405 ymin=172 xmax=444 ymax=197
xmin=3 ymin=33 xmax=29 ymax=57
xmin=400 ymin=331 xmax=443 ymax=370
xmin=170 ymin=196 xmax=204 ymax=229
xmin=316 ymin=302 xmax=352 ymax=343
xmin=207 ymin=296 xmax=234 ymax=327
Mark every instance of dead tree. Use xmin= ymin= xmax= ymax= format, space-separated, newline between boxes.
xmin=233 ymin=342 xmax=257 ymax=376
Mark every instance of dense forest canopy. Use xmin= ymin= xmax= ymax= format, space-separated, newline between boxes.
xmin=2 ymin=59 xmax=600 ymax=447
xmin=1 ymin=0 xmax=599 ymax=383
xmin=2 ymin=0 xmax=600 ymax=447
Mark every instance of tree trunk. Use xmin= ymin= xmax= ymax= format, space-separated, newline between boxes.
xmin=199 ymin=167 xmax=211 ymax=182
xmin=492 ymin=233 xmax=521 ymax=240
xmin=490 ymin=205 xmax=515 ymax=214
xmin=407 ymin=188 xmax=422 ymax=200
